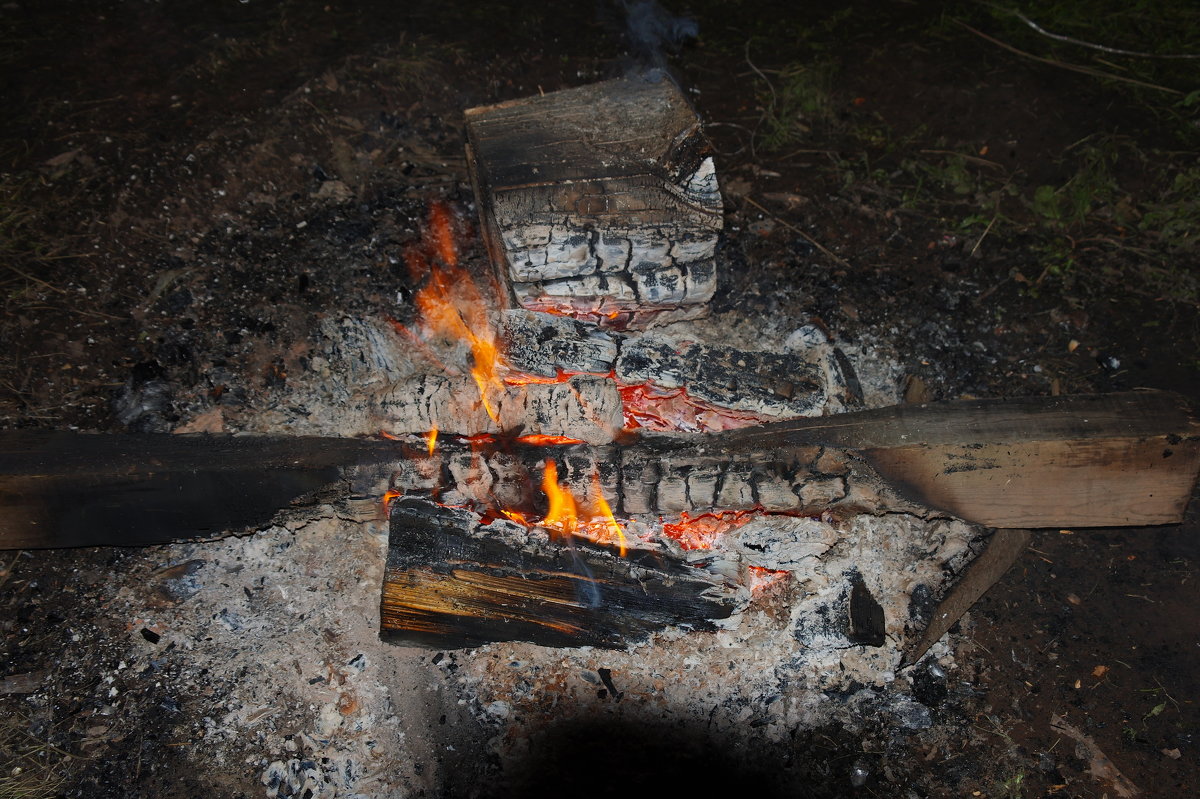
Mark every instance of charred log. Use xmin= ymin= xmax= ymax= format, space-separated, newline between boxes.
xmin=465 ymin=76 xmax=722 ymax=328
xmin=379 ymin=497 xmax=741 ymax=649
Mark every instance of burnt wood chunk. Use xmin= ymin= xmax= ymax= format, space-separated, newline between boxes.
xmin=499 ymin=309 xmax=843 ymax=422
xmin=465 ymin=75 xmax=722 ymax=328
xmin=379 ymin=498 xmax=739 ymax=649
xmin=0 ymin=433 xmax=404 ymax=549
xmin=370 ymin=373 xmax=624 ymax=444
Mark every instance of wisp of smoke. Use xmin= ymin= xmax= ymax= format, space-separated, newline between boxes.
xmin=622 ymin=0 xmax=699 ymax=70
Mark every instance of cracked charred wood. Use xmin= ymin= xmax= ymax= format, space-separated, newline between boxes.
xmin=465 ymin=75 xmax=722 ymax=328
xmin=379 ymin=497 xmax=741 ymax=649
xmin=368 ymin=373 xmax=624 ymax=445
xmin=499 ymin=308 xmax=856 ymax=423
xmin=387 ymin=390 xmax=1200 ymax=528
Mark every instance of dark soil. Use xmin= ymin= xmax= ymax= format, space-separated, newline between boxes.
xmin=2 ymin=1 xmax=1197 ymax=796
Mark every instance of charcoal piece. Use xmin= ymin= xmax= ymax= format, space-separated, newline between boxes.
xmin=848 ymin=574 xmax=887 ymax=647
xmin=500 ymin=309 xmax=620 ymax=377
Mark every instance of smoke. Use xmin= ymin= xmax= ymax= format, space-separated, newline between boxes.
xmin=621 ymin=0 xmax=699 ymax=72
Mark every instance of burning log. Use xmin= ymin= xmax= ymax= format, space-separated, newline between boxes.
xmin=464 ymin=75 xmax=722 ymax=328
xmin=499 ymin=308 xmax=857 ymax=430
xmin=385 ymin=390 xmax=1200 ymax=528
xmin=379 ymin=497 xmax=740 ymax=649
xmin=1 ymin=392 xmax=1196 ymax=550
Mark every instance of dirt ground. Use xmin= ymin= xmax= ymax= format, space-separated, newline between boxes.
xmin=1 ymin=1 xmax=1197 ymax=797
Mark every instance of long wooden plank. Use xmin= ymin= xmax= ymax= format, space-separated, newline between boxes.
xmin=714 ymin=390 xmax=1200 ymax=528
xmin=0 ymin=433 xmax=404 ymax=549
xmin=1 ymin=392 xmax=1196 ymax=549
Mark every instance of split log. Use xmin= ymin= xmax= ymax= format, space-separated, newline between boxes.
xmin=465 ymin=75 xmax=722 ymax=328
xmin=380 ymin=497 xmax=740 ymax=649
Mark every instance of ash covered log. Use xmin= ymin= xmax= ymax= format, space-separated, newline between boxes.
xmin=384 ymin=390 xmax=1200 ymax=528
xmin=379 ymin=497 xmax=741 ymax=649
xmin=465 ymin=75 xmax=722 ymax=328
xmin=499 ymin=308 xmax=858 ymax=427
xmin=368 ymin=373 xmax=624 ymax=445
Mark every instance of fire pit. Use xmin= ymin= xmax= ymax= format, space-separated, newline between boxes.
xmin=2 ymin=67 xmax=1197 ymax=799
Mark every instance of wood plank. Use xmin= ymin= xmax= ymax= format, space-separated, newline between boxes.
xmin=2 ymin=391 xmax=1195 ymax=549
xmin=714 ymin=390 xmax=1200 ymax=528
xmin=0 ymin=433 xmax=402 ymax=549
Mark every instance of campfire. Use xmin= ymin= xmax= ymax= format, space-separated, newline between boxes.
xmin=2 ymin=74 xmax=1197 ymax=799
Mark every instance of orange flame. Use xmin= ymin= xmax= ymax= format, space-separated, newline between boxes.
xmin=541 ymin=459 xmax=578 ymax=535
xmin=537 ymin=460 xmax=629 ymax=554
xmin=382 ymin=489 xmax=402 ymax=515
xmin=587 ymin=472 xmax=627 ymax=557
xmin=426 ymin=426 xmax=438 ymax=455
xmin=409 ymin=202 xmax=505 ymax=423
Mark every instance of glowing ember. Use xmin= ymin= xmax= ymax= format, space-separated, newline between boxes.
xmin=515 ymin=434 xmax=585 ymax=446
xmin=661 ymin=511 xmax=758 ymax=551
xmin=747 ymin=565 xmax=790 ymax=594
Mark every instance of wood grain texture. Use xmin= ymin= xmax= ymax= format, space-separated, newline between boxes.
xmin=380 ymin=497 xmax=738 ymax=649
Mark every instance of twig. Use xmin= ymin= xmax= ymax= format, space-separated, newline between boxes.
xmin=971 ymin=192 xmax=1004 ymax=257
xmin=983 ymin=2 xmax=1200 ymax=59
xmin=918 ymin=148 xmax=1006 ymax=171
xmin=954 ymin=20 xmax=1184 ymax=96
xmin=743 ymin=195 xmax=851 ymax=269
xmin=3 ymin=263 xmax=69 ymax=294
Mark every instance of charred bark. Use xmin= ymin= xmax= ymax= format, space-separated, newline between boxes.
xmin=379 ymin=497 xmax=740 ymax=649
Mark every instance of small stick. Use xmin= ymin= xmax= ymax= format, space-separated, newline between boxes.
xmin=954 ymin=20 xmax=1184 ymax=96
xmin=743 ymin=195 xmax=851 ymax=269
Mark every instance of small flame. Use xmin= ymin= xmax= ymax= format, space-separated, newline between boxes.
xmin=541 ymin=459 xmax=578 ymax=536
xmin=409 ymin=202 xmax=505 ymax=423
xmin=426 ymin=426 xmax=438 ymax=455
xmin=382 ymin=489 xmax=402 ymax=515
xmin=379 ymin=430 xmax=402 ymax=441
xmin=500 ymin=509 xmax=531 ymax=526
xmin=588 ymin=472 xmax=627 ymax=557
xmin=537 ymin=460 xmax=628 ymax=555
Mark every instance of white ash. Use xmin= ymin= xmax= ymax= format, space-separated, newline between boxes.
xmin=445 ymin=510 xmax=983 ymax=788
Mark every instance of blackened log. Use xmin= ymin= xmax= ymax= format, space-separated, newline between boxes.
xmin=379 ymin=497 xmax=740 ymax=649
